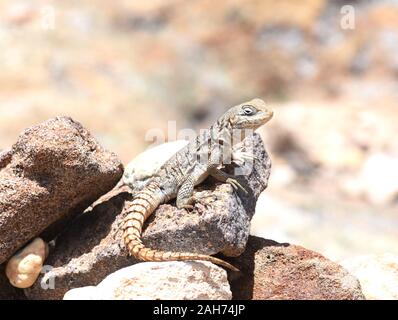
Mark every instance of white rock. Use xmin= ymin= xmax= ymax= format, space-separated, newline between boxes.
xmin=63 ymin=261 xmax=232 ymax=300
xmin=5 ymin=238 xmax=48 ymax=288
xmin=4 ymin=3 xmax=34 ymax=25
xmin=270 ymin=163 xmax=296 ymax=188
xmin=358 ymin=153 xmax=398 ymax=205
xmin=340 ymin=253 xmax=398 ymax=300
xmin=63 ymin=286 xmax=98 ymax=300
xmin=123 ymin=140 xmax=188 ymax=189
xmin=251 ymin=193 xmax=313 ymax=244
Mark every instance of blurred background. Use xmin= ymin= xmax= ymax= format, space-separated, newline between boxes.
xmin=0 ymin=0 xmax=397 ymax=262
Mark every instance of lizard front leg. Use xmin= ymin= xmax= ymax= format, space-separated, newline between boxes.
xmin=210 ymin=168 xmax=248 ymax=194
xmin=176 ymin=166 xmax=208 ymax=209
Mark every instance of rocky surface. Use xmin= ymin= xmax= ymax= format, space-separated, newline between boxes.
xmin=0 ymin=116 xmax=124 ymax=264
xmin=24 ymin=190 xmax=131 ymax=300
xmin=226 ymin=236 xmax=365 ymax=300
xmin=25 ymin=133 xmax=271 ymax=299
xmin=6 ymin=238 xmax=48 ymax=289
xmin=63 ymin=261 xmax=231 ymax=300
xmin=341 ymin=253 xmax=398 ymax=300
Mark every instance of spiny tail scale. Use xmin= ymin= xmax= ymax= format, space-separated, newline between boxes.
xmin=121 ymin=181 xmax=239 ymax=271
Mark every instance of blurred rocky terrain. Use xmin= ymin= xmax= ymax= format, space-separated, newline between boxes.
xmin=0 ymin=0 xmax=397 ymax=276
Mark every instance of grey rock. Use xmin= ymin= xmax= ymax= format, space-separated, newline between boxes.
xmin=26 ymin=133 xmax=271 ymax=299
xmin=0 ymin=116 xmax=124 ymax=264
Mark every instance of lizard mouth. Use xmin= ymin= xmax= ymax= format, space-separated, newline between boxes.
xmin=262 ymin=109 xmax=274 ymax=123
xmin=241 ymin=109 xmax=274 ymax=130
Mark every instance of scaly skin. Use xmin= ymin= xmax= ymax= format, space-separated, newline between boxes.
xmin=121 ymin=99 xmax=274 ymax=271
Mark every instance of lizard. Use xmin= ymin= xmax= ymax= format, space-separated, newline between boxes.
xmin=121 ymin=98 xmax=273 ymax=271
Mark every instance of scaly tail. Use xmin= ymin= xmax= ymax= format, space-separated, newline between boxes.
xmin=121 ymin=182 xmax=239 ymax=272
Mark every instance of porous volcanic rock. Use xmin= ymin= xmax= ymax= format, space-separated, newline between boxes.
xmin=226 ymin=236 xmax=365 ymax=300
xmin=0 ymin=116 xmax=123 ymax=264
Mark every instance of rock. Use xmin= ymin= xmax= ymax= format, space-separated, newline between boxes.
xmin=26 ymin=133 xmax=271 ymax=299
xmin=250 ymin=194 xmax=313 ymax=244
xmin=341 ymin=153 xmax=398 ymax=205
xmin=123 ymin=140 xmax=188 ymax=189
xmin=5 ymin=238 xmax=48 ymax=289
xmin=0 ymin=116 xmax=124 ymax=264
xmin=63 ymin=261 xmax=231 ymax=300
xmin=0 ymin=264 xmax=26 ymax=300
xmin=268 ymin=162 xmax=297 ymax=188
xmin=25 ymin=192 xmax=132 ymax=300
xmin=4 ymin=3 xmax=35 ymax=26
xmin=63 ymin=286 xmax=98 ymax=300
xmin=357 ymin=153 xmax=398 ymax=205
xmin=226 ymin=236 xmax=365 ymax=300
xmin=340 ymin=254 xmax=398 ymax=300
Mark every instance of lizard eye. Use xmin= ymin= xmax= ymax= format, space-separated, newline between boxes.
xmin=242 ymin=105 xmax=256 ymax=115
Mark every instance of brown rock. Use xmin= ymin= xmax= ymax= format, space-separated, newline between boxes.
xmin=226 ymin=236 xmax=365 ymax=300
xmin=25 ymin=134 xmax=271 ymax=299
xmin=25 ymin=191 xmax=132 ymax=300
xmin=0 ymin=116 xmax=123 ymax=264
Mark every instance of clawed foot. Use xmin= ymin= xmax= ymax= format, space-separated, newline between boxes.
xmin=176 ymin=195 xmax=195 ymax=210
xmin=179 ymin=204 xmax=194 ymax=210
xmin=177 ymin=193 xmax=214 ymax=210
xmin=226 ymin=177 xmax=248 ymax=194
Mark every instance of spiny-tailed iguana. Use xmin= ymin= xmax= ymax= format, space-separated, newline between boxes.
xmin=121 ymin=99 xmax=273 ymax=271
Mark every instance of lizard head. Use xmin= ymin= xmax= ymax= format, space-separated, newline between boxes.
xmin=227 ymin=98 xmax=274 ymax=130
